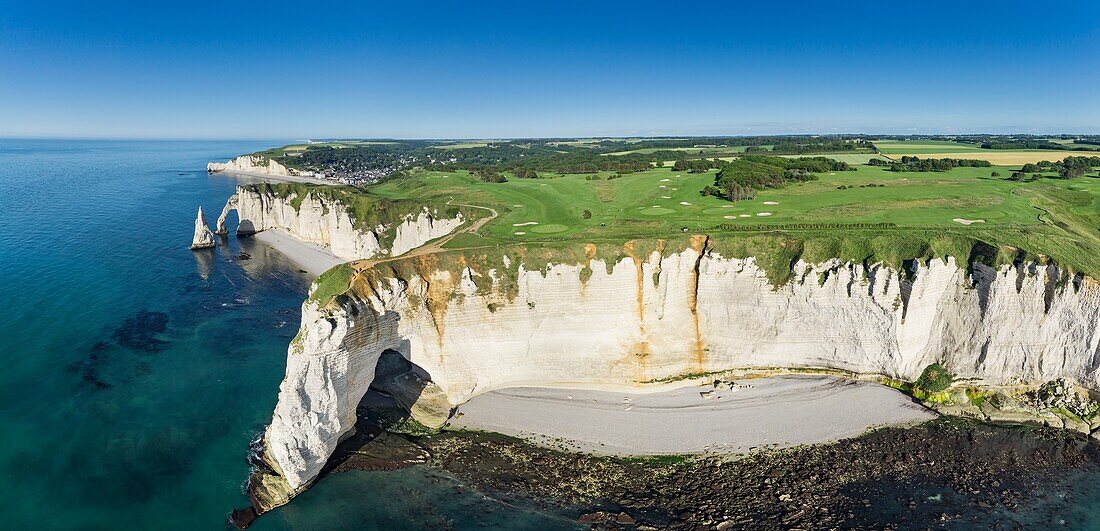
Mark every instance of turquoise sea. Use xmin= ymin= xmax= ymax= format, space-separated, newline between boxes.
xmin=0 ymin=140 xmax=576 ymax=530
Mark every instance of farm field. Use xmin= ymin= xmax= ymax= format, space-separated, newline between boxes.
xmin=367 ymin=162 xmax=1100 ymax=276
xmin=885 ymin=150 xmax=1093 ymax=165
xmin=873 ymin=140 xmax=1093 ymax=164
xmin=603 ymin=145 xmax=761 ymax=156
xmin=872 ymin=140 xmax=982 ymax=154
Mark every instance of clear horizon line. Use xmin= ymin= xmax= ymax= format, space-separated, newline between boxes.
xmin=2 ymin=131 xmax=1098 ymax=143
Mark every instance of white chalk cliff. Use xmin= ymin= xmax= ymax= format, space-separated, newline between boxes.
xmin=254 ymin=238 xmax=1100 ymax=507
xmin=208 ymin=155 xmax=320 ymax=179
xmin=190 ymin=207 xmax=215 ymax=250
xmin=223 ymin=186 xmax=465 ymax=261
xmin=215 ymin=194 xmax=237 ymax=235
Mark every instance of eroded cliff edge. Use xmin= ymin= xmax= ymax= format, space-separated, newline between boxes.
xmin=246 ymin=235 xmax=1100 ymax=512
xmin=223 ymin=183 xmax=471 ymax=261
xmin=208 ymin=154 xmax=319 ymax=180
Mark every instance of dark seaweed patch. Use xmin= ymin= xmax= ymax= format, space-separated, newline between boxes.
xmin=113 ymin=311 xmax=169 ymax=352
xmin=65 ymin=341 xmax=113 ymax=390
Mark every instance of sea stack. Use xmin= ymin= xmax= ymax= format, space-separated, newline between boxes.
xmin=190 ymin=207 xmax=215 ymax=250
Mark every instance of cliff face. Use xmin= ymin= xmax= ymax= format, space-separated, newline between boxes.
xmin=254 ymin=239 xmax=1100 ymax=506
xmin=230 ymin=186 xmax=464 ymax=261
xmin=208 ymin=155 xmax=319 ymax=179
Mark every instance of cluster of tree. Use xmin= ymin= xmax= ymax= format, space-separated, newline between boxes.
xmin=868 ymin=156 xmax=991 ymax=172
xmin=513 ymin=168 xmax=539 ymax=179
xmin=586 ymin=135 xmax=867 ymax=151
xmin=700 ymin=156 xmax=851 ymax=201
xmin=477 ymin=170 xmax=507 ymax=183
xmin=770 ymin=139 xmax=872 ymax=154
xmin=1061 ymin=156 xmax=1100 ymax=177
xmin=427 ymin=147 xmax=657 ymax=175
xmin=981 ymin=140 xmax=1065 ymax=150
xmin=672 ymin=158 xmax=720 ymax=173
xmin=1017 ymin=156 xmax=1100 ymax=179
xmin=947 ymin=135 xmax=1096 ymax=152
xmin=1008 ymin=172 xmax=1041 ymax=182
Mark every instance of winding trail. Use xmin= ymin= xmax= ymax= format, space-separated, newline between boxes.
xmin=352 ymin=201 xmax=498 ymax=271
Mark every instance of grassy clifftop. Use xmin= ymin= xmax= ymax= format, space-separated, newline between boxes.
xmin=307 ymin=232 xmax=1064 ymax=309
xmin=241 ymin=182 xmax=481 ymax=232
xmin=254 ymin=144 xmax=1099 ymax=294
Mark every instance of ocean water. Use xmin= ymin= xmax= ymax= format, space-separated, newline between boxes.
xmin=0 ymin=139 xmax=577 ymax=530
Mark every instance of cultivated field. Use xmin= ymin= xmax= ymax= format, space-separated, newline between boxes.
xmin=887 ymin=151 xmax=1094 ymax=165
xmin=872 ymin=140 xmax=982 ymax=154
xmin=874 ymin=139 xmax=1092 ymax=164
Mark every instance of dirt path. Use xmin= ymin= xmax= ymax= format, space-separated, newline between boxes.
xmin=352 ymin=201 xmax=498 ymax=271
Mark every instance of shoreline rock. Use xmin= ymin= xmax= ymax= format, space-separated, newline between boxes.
xmin=421 ymin=417 xmax=1100 ymax=529
xmin=189 ymin=207 xmax=214 ymax=250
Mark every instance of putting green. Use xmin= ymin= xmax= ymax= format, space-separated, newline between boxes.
xmin=638 ymin=207 xmax=676 ymax=216
xmin=703 ymin=207 xmax=742 ymax=215
xmin=529 ymin=223 xmax=569 ymax=234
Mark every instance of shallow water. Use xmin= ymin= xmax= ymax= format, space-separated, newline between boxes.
xmin=2 ymin=139 xmax=1099 ymax=530
xmin=0 ymin=139 xmax=576 ymax=529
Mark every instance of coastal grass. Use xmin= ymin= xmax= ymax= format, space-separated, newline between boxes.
xmin=364 ymin=162 xmax=1100 ymax=279
xmin=309 ymin=262 xmax=355 ymax=305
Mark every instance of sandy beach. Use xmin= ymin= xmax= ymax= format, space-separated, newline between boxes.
xmin=251 ymin=229 xmax=343 ymax=276
xmin=448 ymin=375 xmax=936 ymax=455
xmin=216 ymin=169 xmax=334 ymax=185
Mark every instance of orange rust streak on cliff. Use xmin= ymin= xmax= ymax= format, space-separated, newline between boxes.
xmin=688 ymin=235 xmax=710 ymax=369
xmin=623 ymin=241 xmax=650 ymax=381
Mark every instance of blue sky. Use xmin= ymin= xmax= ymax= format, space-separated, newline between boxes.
xmin=1 ymin=0 xmax=1097 ymax=139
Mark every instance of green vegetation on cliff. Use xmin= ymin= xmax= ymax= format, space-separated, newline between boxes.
xmin=245 ymin=137 xmax=1100 ymax=285
xmin=364 ymin=159 xmax=1099 ymax=280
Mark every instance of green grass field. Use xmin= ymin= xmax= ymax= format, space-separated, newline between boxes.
xmin=872 ymin=140 xmax=983 ymax=154
xmin=366 ymin=162 xmax=1100 ymax=278
xmin=602 ymin=145 xmax=761 ymax=156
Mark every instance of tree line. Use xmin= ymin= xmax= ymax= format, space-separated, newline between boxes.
xmin=868 ymin=156 xmax=991 ymax=172
xmin=700 ymin=156 xmax=852 ymax=201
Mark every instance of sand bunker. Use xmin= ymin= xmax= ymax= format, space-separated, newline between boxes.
xmin=660 ymin=178 xmax=671 ymax=182
xmin=723 ymin=215 xmax=739 ymax=219
xmin=721 ymin=205 xmax=735 ymax=208
xmin=680 ymin=201 xmax=692 ymax=206
xmin=514 ymin=231 xmax=526 ymax=235
xmin=757 ymin=212 xmax=772 ymax=216
xmin=763 ymin=201 xmax=779 ymax=205
xmin=953 ymin=218 xmax=986 ymax=225
xmin=661 ymin=196 xmax=671 ymax=199
xmin=512 ymin=221 xmax=539 ymax=226
xmin=739 ymin=214 xmax=751 ymax=218
xmin=659 ymin=185 xmax=667 ymax=189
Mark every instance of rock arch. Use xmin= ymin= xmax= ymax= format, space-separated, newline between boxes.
xmin=216 ymin=193 xmax=239 ymax=235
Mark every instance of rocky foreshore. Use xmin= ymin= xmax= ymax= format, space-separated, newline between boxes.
xmin=231 ymin=388 xmax=1100 ymax=529
xmin=353 ymin=419 xmax=1098 ymax=530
